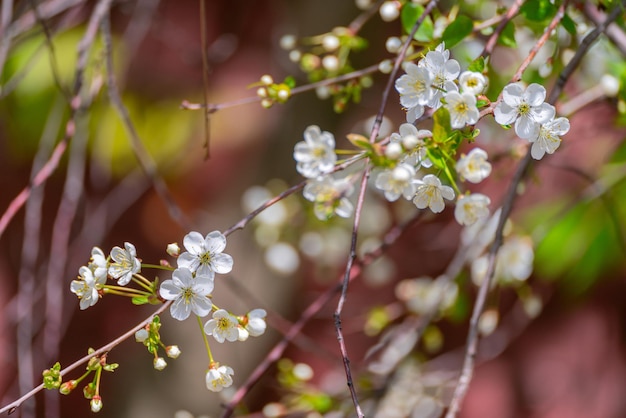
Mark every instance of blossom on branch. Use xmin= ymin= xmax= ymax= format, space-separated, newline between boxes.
xmin=159 ymin=267 xmax=213 ymax=321
xmin=204 ymin=309 xmax=240 ymax=343
xmin=108 ymin=242 xmax=141 ymax=286
xmin=375 ymin=163 xmax=417 ymax=202
xmin=444 ymin=91 xmax=479 ymax=129
xmin=177 ymin=231 xmax=233 ymax=280
xmin=390 ymin=123 xmax=432 ymax=168
xmin=303 ymin=174 xmax=354 ymax=220
xmin=459 ymin=71 xmax=487 ymax=95
xmin=455 ymin=148 xmax=492 ymax=183
xmin=206 ymin=364 xmax=234 ymax=392
xmin=493 ymin=83 xmax=555 ymax=139
xmin=529 ymin=116 xmax=570 ymax=160
xmin=70 ymin=265 xmax=107 ymax=310
xmin=454 ymin=193 xmax=491 ymax=226
xmin=293 ymin=125 xmax=337 ymax=178
xmin=412 ymin=174 xmax=455 ymax=213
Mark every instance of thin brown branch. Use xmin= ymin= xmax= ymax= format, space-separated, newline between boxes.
xmin=100 ymin=13 xmax=191 ymax=230
xmin=480 ymin=0 xmax=524 ymax=58
xmin=199 ymin=0 xmax=211 ymax=159
xmin=220 ymin=215 xmax=421 ymax=418
xmin=445 ymin=2 xmax=626 ymax=416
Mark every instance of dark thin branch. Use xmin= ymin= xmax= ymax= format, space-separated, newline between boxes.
xmin=480 ymin=0 xmax=524 ymax=58
xmin=199 ymin=0 xmax=211 ymax=158
xmin=100 ymin=13 xmax=191 ymax=230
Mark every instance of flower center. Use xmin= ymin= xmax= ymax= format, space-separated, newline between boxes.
xmin=217 ymin=317 xmax=231 ymax=331
xmin=518 ymin=102 xmax=530 ymax=116
xmin=182 ymin=287 xmax=194 ymax=303
xmin=454 ymin=102 xmax=469 ymax=114
xmin=199 ymin=252 xmax=212 ymax=265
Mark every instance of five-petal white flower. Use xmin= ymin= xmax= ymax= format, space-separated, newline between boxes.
xmin=89 ymin=247 xmax=108 ymax=281
xmin=159 ymin=267 xmax=214 ymax=321
xmin=206 ymin=364 xmax=234 ymax=392
xmin=303 ymin=174 xmax=354 ymax=220
xmin=493 ymin=83 xmax=555 ymax=139
xmin=390 ymin=123 xmax=432 ymax=168
xmin=293 ymin=125 xmax=337 ymax=178
xmin=445 ymin=91 xmax=479 ymax=129
xmin=395 ymin=63 xmax=434 ymax=122
xmin=204 ymin=309 xmax=241 ymax=343
xmin=455 ymin=148 xmax=492 ymax=183
xmin=108 ymin=242 xmax=141 ymax=286
xmin=529 ymin=116 xmax=570 ymax=160
xmin=71 ymin=265 xmax=107 ymax=310
xmin=454 ymin=193 xmax=491 ymax=226
xmin=375 ymin=163 xmax=417 ymax=202
xmin=418 ymin=42 xmax=460 ymax=109
xmin=177 ymin=231 xmax=233 ymax=280
xmin=459 ymin=71 xmax=487 ymax=95
xmin=413 ymin=174 xmax=455 ymax=213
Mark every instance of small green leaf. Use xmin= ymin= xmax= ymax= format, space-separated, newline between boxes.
xmin=132 ymin=296 xmax=149 ymax=305
xmin=520 ymin=0 xmax=557 ymax=22
xmin=498 ymin=21 xmax=517 ymax=48
xmin=442 ymin=15 xmax=474 ymax=48
xmin=283 ymin=76 xmax=296 ymax=88
xmin=432 ymin=106 xmax=451 ymax=143
xmin=468 ymin=56 xmax=485 ymax=73
xmin=476 ymin=99 xmax=489 ymax=108
xmin=401 ymin=3 xmax=434 ymax=42
xmin=561 ymin=13 xmax=577 ymax=36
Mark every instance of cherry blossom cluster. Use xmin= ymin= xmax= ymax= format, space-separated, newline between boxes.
xmin=67 ymin=230 xmax=268 ymax=410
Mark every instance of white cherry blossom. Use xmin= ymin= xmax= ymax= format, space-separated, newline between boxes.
xmin=293 ymin=125 xmax=337 ymax=178
xmin=108 ymin=242 xmax=141 ymax=286
xmin=454 ymin=193 xmax=491 ymax=226
xmin=89 ymin=247 xmax=108 ymax=281
xmin=529 ymin=116 xmax=570 ymax=160
xmin=70 ymin=265 xmax=107 ymax=310
xmin=390 ymin=123 xmax=432 ymax=168
xmin=177 ymin=231 xmax=233 ymax=279
xmin=493 ymin=83 xmax=555 ymax=139
xmin=375 ymin=163 xmax=417 ymax=202
xmin=455 ymin=148 xmax=492 ymax=183
xmin=418 ymin=43 xmax=460 ymax=109
xmin=206 ymin=364 xmax=234 ymax=392
xmin=204 ymin=309 xmax=240 ymax=343
xmin=159 ymin=267 xmax=214 ymax=321
xmin=459 ymin=71 xmax=487 ymax=95
xmin=303 ymin=174 xmax=354 ymax=220
xmin=395 ymin=63 xmax=434 ymax=122
xmin=444 ymin=91 xmax=479 ymax=129
xmin=412 ymin=174 xmax=455 ymax=213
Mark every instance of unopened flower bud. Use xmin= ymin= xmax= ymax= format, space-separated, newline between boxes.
xmin=478 ymin=309 xmax=499 ymax=336
xmin=378 ymin=59 xmax=393 ymax=74
xmin=260 ymin=74 xmax=274 ymax=86
xmin=256 ymin=87 xmax=267 ymax=98
xmin=59 ymin=380 xmax=77 ymax=395
xmin=385 ymin=36 xmax=402 ymax=53
xmin=316 ymin=85 xmax=330 ymax=100
xmin=90 ymin=396 xmax=103 ymax=413
xmin=322 ymin=35 xmax=340 ymax=51
xmin=166 ymin=243 xmax=180 ymax=257
xmin=288 ymin=49 xmax=301 ymax=63
xmin=261 ymin=98 xmax=273 ymax=108
xmin=379 ymin=1 xmax=400 ymax=22
xmin=166 ymin=345 xmax=181 ymax=359
xmin=385 ymin=142 xmax=403 ymax=159
xmin=154 ymin=357 xmax=167 ymax=371
xmin=601 ymin=74 xmax=620 ymax=97
xmin=279 ymin=34 xmax=296 ymax=50
xmin=135 ymin=328 xmax=149 ymax=343
xmin=322 ymin=55 xmax=339 ymax=72
xmin=277 ymin=87 xmax=290 ymax=102
xmin=402 ymin=134 xmax=418 ymax=150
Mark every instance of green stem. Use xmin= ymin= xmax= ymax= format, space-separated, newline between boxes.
xmin=197 ymin=315 xmax=214 ymax=364
xmin=102 ymin=286 xmax=150 ymax=298
xmin=131 ymin=275 xmax=154 ymax=292
xmin=141 ymin=263 xmax=175 ymax=271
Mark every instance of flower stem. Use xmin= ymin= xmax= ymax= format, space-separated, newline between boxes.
xmin=197 ymin=315 xmax=214 ymax=364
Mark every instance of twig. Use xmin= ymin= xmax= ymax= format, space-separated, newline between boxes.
xmin=583 ymin=1 xmax=626 ymax=57
xmin=0 ymin=0 xmax=113 ymax=241
xmin=333 ymin=1 xmax=441 ymax=416
xmin=100 ymin=13 xmax=191 ymax=230
xmin=348 ymin=0 xmax=384 ymax=35
xmin=199 ymin=0 xmax=211 ymax=159
xmin=220 ymin=215 xmax=421 ymax=418
xmin=444 ymin=2 xmax=626 ymax=416
xmin=480 ymin=0 xmax=524 ymax=58
xmin=0 ymin=302 xmax=171 ymax=415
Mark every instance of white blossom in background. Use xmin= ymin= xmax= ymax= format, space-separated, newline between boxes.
xmin=529 ymin=116 xmax=570 ymax=160
xmin=455 ymin=148 xmax=492 ymax=183
xmin=375 ymin=163 xmax=417 ymax=202
xmin=471 ymin=236 xmax=534 ymax=286
xmin=108 ymin=242 xmax=141 ymax=286
xmin=89 ymin=247 xmax=108 ymax=281
xmin=395 ymin=63 xmax=434 ymax=122
xmin=303 ymin=174 xmax=354 ymax=220
xmin=204 ymin=309 xmax=240 ymax=343
xmin=497 ymin=236 xmax=534 ymax=283
xmin=454 ymin=193 xmax=491 ymax=226
xmin=413 ymin=174 xmax=455 ymax=213
xmin=444 ymin=91 xmax=479 ymax=129
xmin=493 ymin=83 xmax=555 ymax=139
xmin=459 ymin=71 xmax=487 ymax=95
xmin=395 ymin=277 xmax=458 ymax=316
xmin=70 ymin=265 xmax=107 ymax=310
xmin=418 ymin=42 xmax=460 ymax=109
xmin=177 ymin=231 xmax=233 ymax=280
xmin=293 ymin=125 xmax=337 ymax=178
xmin=206 ymin=364 xmax=234 ymax=392
xmin=390 ymin=123 xmax=432 ymax=168
xmin=159 ymin=267 xmax=214 ymax=321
